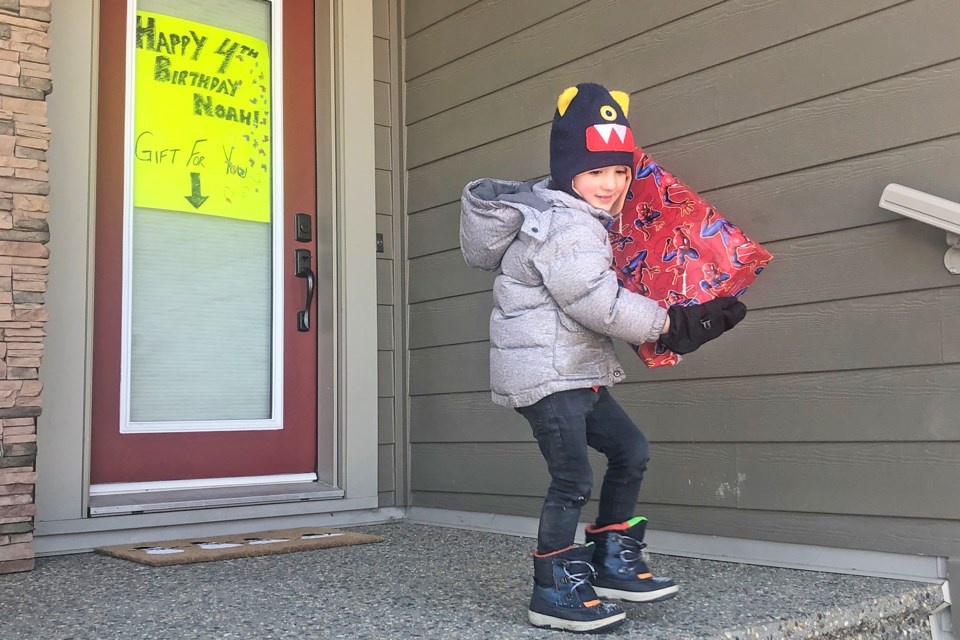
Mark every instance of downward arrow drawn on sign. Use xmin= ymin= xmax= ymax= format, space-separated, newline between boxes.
xmin=184 ymin=172 xmax=209 ymax=209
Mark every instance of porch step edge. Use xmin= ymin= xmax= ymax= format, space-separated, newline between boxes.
xmin=712 ymin=584 xmax=943 ymax=640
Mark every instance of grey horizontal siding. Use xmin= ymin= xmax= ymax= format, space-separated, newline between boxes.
xmin=407 ymin=0 xmax=722 ymax=123
xmin=944 ymin=293 xmax=960 ymax=360
xmin=379 ymin=444 xmax=396 ymax=492
xmin=405 ymin=0 xmax=584 ymax=79
xmin=735 ymin=443 xmax=960 ymax=518
xmin=374 ymin=81 xmax=391 ymax=126
xmin=377 ymin=258 xmax=394 ymax=305
xmin=377 ymin=304 xmax=393 ymax=350
xmin=407 ymin=0 xmax=942 ymax=168
xmin=375 ymin=125 xmax=391 ymax=170
xmin=410 ymin=249 xmax=491 ymax=304
xmin=375 ymin=169 xmax=393 ymax=214
xmin=412 ymin=441 xmax=740 ymax=508
xmin=374 ymin=36 xmax=390 ymax=83
xmin=379 ymin=491 xmax=397 ymax=507
xmin=410 ymin=364 xmax=960 ymax=444
xmin=378 ymin=397 xmax=395 ymax=444
xmin=404 ymin=0 xmax=478 ymax=36
xmin=408 ymin=58 xmax=960 ymax=213
xmin=379 ymin=350 xmax=394 ymax=398
xmin=410 ymin=290 xmax=491 ymax=349
xmin=402 ymin=0 xmax=960 ymax=557
xmin=412 ymin=440 xmax=960 ymax=519
xmin=408 ymin=202 xmax=459 ymax=258
xmin=413 ymin=492 xmax=960 ymax=558
xmin=374 ymin=0 xmax=390 ymax=39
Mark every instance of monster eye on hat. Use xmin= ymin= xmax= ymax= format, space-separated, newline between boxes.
xmin=550 ymin=83 xmax=636 ymax=198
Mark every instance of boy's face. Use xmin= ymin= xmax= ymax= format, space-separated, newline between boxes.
xmin=571 ymin=165 xmax=631 ymax=213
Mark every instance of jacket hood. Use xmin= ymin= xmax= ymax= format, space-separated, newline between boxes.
xmin=460 ymin=178 xmax=548 ymax=271
xmin=460 ymin=178 xmax=613 ymax=271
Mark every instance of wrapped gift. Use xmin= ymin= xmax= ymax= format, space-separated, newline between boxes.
xmin=610 ymin=148 xmax=773 ymax=367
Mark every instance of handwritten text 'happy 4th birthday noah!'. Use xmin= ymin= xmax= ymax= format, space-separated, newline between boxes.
xmin=136 ymin=14 xmax=263 ymax=127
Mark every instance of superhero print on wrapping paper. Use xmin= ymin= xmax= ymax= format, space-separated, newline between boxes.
xmin=732 ymin=240 xmax=768 ymax=276
xmin=635 ymin=155 xmax=696 ymax=215
xmin=611 ymin=146 xmax=773 ymax=368
xmin=661 ymin=223 xmax=700 ymax=266
xmin=619 ymin=248 xmax=659 ymax=297
xmin=631 ymin=202 xmax=664 ymax=241
xmin=664 ymin=289 xmax=699 ymax=308
xmin=660 ymin=222 xmax=701 ymax=291
xmin=605 ymin=219 xmax=635 ymax=252
xmin=699 ymin=262 xmax=733 ymax=295
xmin=644 ymin=339 xmax=681 ymax=366
xmin=700 ymin=208 xmax=767 ymax=275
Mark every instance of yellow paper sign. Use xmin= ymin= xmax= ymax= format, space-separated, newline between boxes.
xmin=133 ymin=11 xmax=271 ymax=223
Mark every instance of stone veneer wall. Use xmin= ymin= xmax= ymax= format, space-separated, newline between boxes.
xmin=0 ymin=0 xmax=51 ymax=574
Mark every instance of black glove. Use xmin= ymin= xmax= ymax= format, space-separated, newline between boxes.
xmin=657 ymin=297 xmax=747 ymax=355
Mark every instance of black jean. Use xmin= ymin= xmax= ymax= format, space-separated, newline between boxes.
xmin=518 ymin=387 xmax=650 ymax=554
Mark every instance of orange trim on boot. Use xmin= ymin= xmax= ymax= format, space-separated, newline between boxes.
xmin=533 ymin=545 xmax=574 ymax=558
xmin=583 ymin=599 xmax=601 ymax=607
xmin=585 ymin=522 xmax=631 ymax=534
xmin=636 ymin=572 xmax=653 ymax=580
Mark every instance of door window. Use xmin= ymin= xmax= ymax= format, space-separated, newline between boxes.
xmin=126 ymin=0 xmax=279 ymax=431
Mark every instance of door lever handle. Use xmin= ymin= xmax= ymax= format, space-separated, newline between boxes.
xmin=294 ymin=248 xmax=315 ymax=332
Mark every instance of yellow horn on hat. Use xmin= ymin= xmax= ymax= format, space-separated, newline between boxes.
xmin=609 ymin=90 xmax=629 ymax=117
xmin=556 ymin=86 xmax=578 ymax=117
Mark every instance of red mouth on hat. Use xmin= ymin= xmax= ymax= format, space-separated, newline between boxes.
xmin=585 ymin=123 xmax=635 ymax=152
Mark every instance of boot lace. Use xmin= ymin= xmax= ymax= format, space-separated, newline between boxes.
xmin=615 ymin=534 xmax=651 ymax=573
xmin=562 ymin=559 xmax=597 ymax=597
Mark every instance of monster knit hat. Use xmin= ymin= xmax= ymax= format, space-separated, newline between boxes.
xmin=549 ymin=83 xmax=635 ymax=198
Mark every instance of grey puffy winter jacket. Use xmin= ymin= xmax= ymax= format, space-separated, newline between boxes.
xmin=460 ymin=178 xmax=668 ymax=408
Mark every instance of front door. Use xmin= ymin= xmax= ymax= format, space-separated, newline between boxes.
xmin=90 ymin=0 xmax=327 ymax=491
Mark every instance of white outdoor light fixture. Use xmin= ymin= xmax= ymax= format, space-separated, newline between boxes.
xmin=879 ymin=183 xmax=960 ymax=274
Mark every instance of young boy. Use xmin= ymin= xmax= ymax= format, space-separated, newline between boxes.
xmin=460 ymin=83 xmax=746 ymax=633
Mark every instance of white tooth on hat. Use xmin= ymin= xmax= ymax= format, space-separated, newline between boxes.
xmin=592 ymin=123 xmax=627 ymax=144
xmin=593 ymin=123 xmax=614 ymax=143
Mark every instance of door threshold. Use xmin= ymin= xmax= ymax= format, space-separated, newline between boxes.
xmin=88 ymin=482 xmax=344 ymax=516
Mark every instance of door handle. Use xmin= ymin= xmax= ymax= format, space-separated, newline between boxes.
xmin=294 ymin=248 xmax=315 ymax=332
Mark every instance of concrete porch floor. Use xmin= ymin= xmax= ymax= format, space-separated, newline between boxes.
xmin=0 ymin=522 xmax=944 ymax=639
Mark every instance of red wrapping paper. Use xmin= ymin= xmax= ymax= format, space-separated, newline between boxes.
xmin=610 ymin=148 xmax=773 ymax=367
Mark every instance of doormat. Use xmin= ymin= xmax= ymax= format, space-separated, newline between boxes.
xmin=95 ymin=527 xmax=383 ymax=567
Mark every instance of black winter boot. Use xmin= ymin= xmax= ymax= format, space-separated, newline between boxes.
xmin=529 ymin=544 xmax=626 ymax=633
xmin=585 ymin=516 xmax=679 ymax=603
